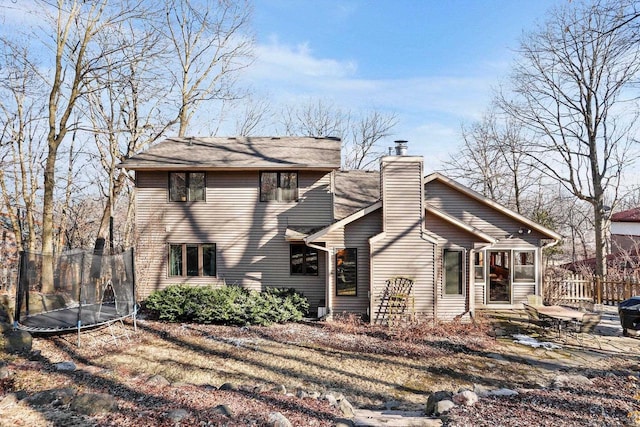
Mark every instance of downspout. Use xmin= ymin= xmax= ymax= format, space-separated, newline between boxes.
xmin=469 ymin=248 xmax=475 ymax=318
xmin=305 ymin=242 xmax=332 ymax=318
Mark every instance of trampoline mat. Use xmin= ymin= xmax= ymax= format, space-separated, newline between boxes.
xmin=18 ymin=303 xmax=134 ymax=332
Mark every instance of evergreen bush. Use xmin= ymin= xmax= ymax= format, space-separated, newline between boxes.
xmin=143 ymin=285 xmax=309 ymax=326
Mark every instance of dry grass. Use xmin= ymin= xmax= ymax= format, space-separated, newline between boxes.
xmin=1 ymin=313 xmax=639 ymax=426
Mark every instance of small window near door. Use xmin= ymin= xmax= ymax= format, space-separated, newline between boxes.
xmin=514 ymin=250 xmax=535 ymax=282
xmin=336 ymin=248 xmax=357 ymax=296
xmin=474 ymin=251 xmax=485 ymax=282
xmin=444 ymin=249 xmax=463 ymax=295
xmin=290 ymin=244 xmax=318 ymax=276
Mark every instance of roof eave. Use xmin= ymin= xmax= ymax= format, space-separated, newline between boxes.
xmin=306 ymin=200 xmax=383 ymax=243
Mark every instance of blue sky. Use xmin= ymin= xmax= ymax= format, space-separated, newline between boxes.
xmin=245 ymin=0 xmax=562 ymax=170
xmin=0 ymin=0 xmax=562 ymax=172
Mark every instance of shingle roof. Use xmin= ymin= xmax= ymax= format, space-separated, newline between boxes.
xmin=333 ymin=170 xmax=380 ymax=219
xmin=611 ymin=207 xmax=640 ymax=222
xmin=118 ymin=136 xmax=342 ymax=170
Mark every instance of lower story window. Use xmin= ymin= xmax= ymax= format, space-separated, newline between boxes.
xmin=336 ymin=248 xmax=357 ymax=296
xmin=169 ymin=243 xmax=216 ymax=277
xmin=444 ymin=249 xmax=464 ymax=295
xmin=290 ymin=244 xmax=318 ymax=276
xmin=514 ymin=250 xmax=535 ymax=282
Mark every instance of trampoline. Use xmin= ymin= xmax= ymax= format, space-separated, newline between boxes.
xmin=14 ymin=248 xmax=137 ymax=345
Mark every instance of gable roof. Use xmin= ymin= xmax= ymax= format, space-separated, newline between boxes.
xmin=119 ymin=136 xmax=342 ymax=171
xmin=424 ymin=172 xmax=562 ymax=241
xmin=612 ymin=207 xmax=640 ymax=222
xmin=333 ymin=170 xmax=380 ymax=220
xmin=425 ymin=203 xmax=497 ymax=243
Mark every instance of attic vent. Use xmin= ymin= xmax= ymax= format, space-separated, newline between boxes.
xmin=394 ymin=140 xmax=408 ymax=156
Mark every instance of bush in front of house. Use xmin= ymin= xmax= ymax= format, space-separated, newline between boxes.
xmin=143 ymin=284 xmax=309 ymax=326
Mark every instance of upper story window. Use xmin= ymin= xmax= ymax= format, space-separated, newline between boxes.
xmin=169 ymin=172 xmax=205 ymax=202
xmin=260 ymin=171 xmax=298 ymax=202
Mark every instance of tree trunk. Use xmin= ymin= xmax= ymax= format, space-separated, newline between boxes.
xmin=40 ymin=142 xmax=58 ymax=294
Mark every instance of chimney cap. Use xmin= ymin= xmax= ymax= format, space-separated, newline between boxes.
xmin=394 ymin=140 xmax=408 ymax=155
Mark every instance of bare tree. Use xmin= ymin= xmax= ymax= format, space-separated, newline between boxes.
xmin=444 ymin=114 xmax=506 ymax=202
xmin=84 ymin=13 xmax=176 ymax=256
xmin=163 ymin=0 xmax=254 ymax=136
xmin=279 ymin=99 xmax=348 ymax=138
xmin=0 ymin=37 xmax=46 ymax=254
xmin=497 ymin=0 xmax=640 ymax=277
xmin=233 ymin=96 xmax=273 ymax=136
xmin=279 ymin=99 xmax=398 ymax=169
xmin=344 ymin=110 xmax=398 ymax=170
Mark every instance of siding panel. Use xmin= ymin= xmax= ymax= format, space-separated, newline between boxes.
xmin=135 ymin=170 xmax=333 ymax=309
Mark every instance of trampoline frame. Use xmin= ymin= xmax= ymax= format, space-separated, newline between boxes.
xmin=13 ymin=248 xmax=137 ymax=346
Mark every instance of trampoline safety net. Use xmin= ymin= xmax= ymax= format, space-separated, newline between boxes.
xmin=14 ymin=248 xmax=136 ymax=332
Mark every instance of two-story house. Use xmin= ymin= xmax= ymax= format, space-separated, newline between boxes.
xmin=119 ymin=137 xmax=561 ymax=321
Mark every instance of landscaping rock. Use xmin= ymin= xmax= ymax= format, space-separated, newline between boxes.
xmin=0 ymin=393 xmax=18 ymax=410
xmin=453 ymin=390 xmax=478 ymax=406
xmin=308 ymin=391 xmax=321 ymax=399
xmin=146 ymin=374 xmax=170 ymax=387
xmin=3 ymin=329 xmax=32 ymax=353
xmin=166 ymin=408 xmax=189 ymax=422
xmin=268 ymin=411 xmax=292 ymax=427
xmin=435 ymin=399 xmax=455 ymax=415
xmin=296 ymin=389 xmax=308 ymax=398
xmin=0 ymin=365 xmax=10 ymax=379
xmin=323 ymin=393 xmax=338 ymax=407
xmin=425 ymin=390 xmax=453 ymax=415
xmin=70 ymin=393 xmax=117 ymax=415
xmin=271 ymin=384 xmax=287 ymax=394
xmin=53 ymin=361 xmax=76 ymax=372
xmin=24 ymin=387 xmax=76 ymax=406
xmin=490 ymin=388 xmax=519 ymax=397
xmin=335 ymin=418 xmax=355 ymax=427
xmin=551 ymin=374 xmax=593 ymax=389
xmin=384 ymin=400 xmax=402 ymax=410
xmin=472 ymin=383 xmax=491 ymax=398
xmin=219 ymin=382 xmax=237 ymax=391
xmin=339 ymin=398 xmax=355 ymax=418
xmin=212 ymin=404 xmax=234 ymax=417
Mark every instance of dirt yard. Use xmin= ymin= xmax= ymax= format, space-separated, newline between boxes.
xmin=1 ymin=310 xmax=639 ymax=426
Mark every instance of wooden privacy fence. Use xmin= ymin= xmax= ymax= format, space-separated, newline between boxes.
xmin=544 ymin=273 xmax=640 ymax=306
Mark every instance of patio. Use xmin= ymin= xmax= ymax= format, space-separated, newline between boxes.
xmin=483 ymin=305 xmax=640 ymax=367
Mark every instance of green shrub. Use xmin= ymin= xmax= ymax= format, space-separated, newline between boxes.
xmin=143 ymin=285 xmax=309 ymax=326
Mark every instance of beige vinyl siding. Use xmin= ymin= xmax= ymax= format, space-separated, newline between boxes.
xmin=425 ymin=180 xmax=546 ymax=246
xmin=425 ymin=213 xmax=474 ymax=319
xmin=425 ymin=179 xmax=547 ymax=309
xmin=135 ymin=170 xmax=333 ymax=307
xmin=371 ymin=158 xmax=435 ymax=322
xmin=320 ymin=209 xmax=382 ymax=315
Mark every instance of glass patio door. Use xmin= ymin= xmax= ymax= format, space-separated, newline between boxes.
xmin=487 ymin=250 xmax=511 ymax=303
